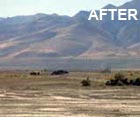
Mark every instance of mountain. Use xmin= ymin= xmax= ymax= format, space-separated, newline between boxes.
xmin=0 ymin=0 xmax=140 ymax=69
xmin=103 ymin=4 xmax=117 ymax=9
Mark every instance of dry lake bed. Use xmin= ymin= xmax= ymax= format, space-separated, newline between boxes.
xmin=0 ymin=71 xmax=140 ymax=117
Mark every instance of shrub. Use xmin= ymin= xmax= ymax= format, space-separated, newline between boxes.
xmin=133 ymin=78 xmax=140 ymax=86
xmin=105 ymin=73 xmax=140 ymax=86
xmin=114 ymin=72 xmax=125 ymax=81
xmin=105 ymin=72 xmax=128 ymax=86
xmin=81 ymin=77 xmax=91 ymax=87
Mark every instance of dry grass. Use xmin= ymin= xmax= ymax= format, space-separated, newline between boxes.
xmin=0 ymin=71 xmax=140 ymax=117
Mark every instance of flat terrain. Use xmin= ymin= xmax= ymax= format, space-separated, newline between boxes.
xmin=0 ymin=71 xmax=140 ymax=117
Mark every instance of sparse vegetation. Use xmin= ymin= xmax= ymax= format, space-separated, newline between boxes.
xmin=0 ymin=70 xmax=140 ymax=116
xmin=106 ymin=72 xmax=140 ymax=86
xmin=114 ymin=72 xmax=125 ymax=81
xmin=81 ymin=77 xmax=91 ymax=86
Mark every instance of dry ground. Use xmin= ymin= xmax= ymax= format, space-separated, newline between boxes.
xmin=0 ymin=71 xmax=140 ymax=117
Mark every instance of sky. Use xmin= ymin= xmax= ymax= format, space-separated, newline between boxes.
xmin=0 ymin=0 xmax=132 ymax=17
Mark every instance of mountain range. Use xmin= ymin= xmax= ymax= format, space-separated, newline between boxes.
xmin=0 ymin=0 xmax=140 ymax=70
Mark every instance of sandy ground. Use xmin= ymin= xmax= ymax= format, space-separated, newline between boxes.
xmin=0 ymin=88 xmax=140 ymax=117
xmin=0 ymin=72 xmax=140 ymax=117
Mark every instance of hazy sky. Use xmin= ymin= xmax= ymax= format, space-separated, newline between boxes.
xmin=1 ymin=0 xmax=132 ymax=17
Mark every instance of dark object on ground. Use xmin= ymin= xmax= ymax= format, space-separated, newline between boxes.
xmin=51 ymin=70 xmax=69 ymax=75
xmin=30 ymin=72 xmax=40 ymax=76
xmin=106 ymin=73 xmax=140 ymax=86
xmin=106 ymin=73 xmax=127 ymax=86
xmin=133 ymin=78 xmax=140 ymax=86
xmin=81 ymin=77 xmax=91 ymax=87
xmin=105 ymin=79 xmax=124 ymax=86
xmin=130 ymin=80 xmax=134 ymax=85
xmin=121 ymin=78 xmax=129 ymax=85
